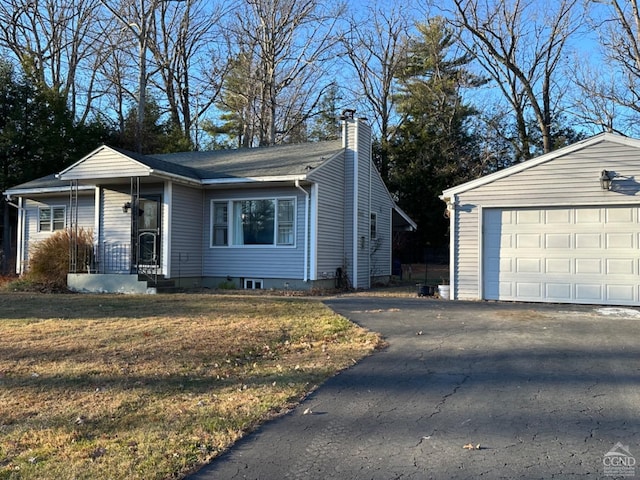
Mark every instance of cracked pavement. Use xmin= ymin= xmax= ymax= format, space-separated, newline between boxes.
xmin=187 ymin=297 xmax=640 ymax=479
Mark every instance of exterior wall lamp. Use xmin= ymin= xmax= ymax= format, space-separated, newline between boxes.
xmin=600 ymin=170 xmax=613 ymax=190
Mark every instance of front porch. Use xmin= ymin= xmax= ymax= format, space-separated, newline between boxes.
xmin=68 ymin=239 xmax=172 ymax=294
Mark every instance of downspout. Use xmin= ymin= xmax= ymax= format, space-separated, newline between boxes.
xmin=441 ymin=194 xmax=456 ymax=300
xmin=5 ymin=196 xmax=25 ymax=275
xmin=368 ymin=134 xmax=372 ymax=289
xmin=352 ymin=121 xmax=359 ymax=289
xmin=295 ymin=180 xmax=309 ymax=282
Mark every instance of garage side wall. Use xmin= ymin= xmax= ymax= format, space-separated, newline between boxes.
xmin=452 ymin=139 xmax=640 ymax=301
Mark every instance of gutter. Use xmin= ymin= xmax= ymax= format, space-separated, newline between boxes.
xmin=295 ymin=180 xmax=310 ymax=282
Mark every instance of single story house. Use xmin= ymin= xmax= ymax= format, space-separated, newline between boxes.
xmin=5 ymin=116 xmax=415 ymax=293
xmin=441 ymin=132 xmax=640 ymax=306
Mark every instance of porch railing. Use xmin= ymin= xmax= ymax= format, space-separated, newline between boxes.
xmin=76 ymin=242 xmax=158 ymax=284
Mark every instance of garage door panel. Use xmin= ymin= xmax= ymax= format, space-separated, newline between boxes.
xmin=516 ymin=282 xmax=541 ymax=298
xmin=483 ymin=205 xmax=640 ymax=305
xmin=516 ymin=210 xmax=542 ymax=224
xmin=575 ymin=208 xmax=602 ymax=223
xmin=607 ymin=285 xmax=635 ymax=302
xmin=516 ymin=258 xmax=541 ymax=273
xmin=606 ymin=233 xmax=634 ymax=248
xmin=575 ymin=284 xmax=603 ymax=301
xmin=546 ymin=283 xmax=572 ymax=301
xmin=546 ymin=208 xmax=572 ymax=223
xmin=575 ymin=258 xmax=602 ymax=274
xmin=546 ymin=258 xmax=571 ymax=273
xmin=606 ymin=207 xmax=634 ymax=223
xmin=606 ymin=259 xmax=635 ymax=275
xmin=575 ymin=233 xmax=601 ymax=248
xmin=546 ymin=233 xmax=571 ymax=248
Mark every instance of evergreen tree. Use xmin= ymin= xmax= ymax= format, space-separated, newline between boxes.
xmin=119 ymin=95 xmax=190 ymax=154
xmin=388 ymin=18 xmax=486 ymax=252
xmin=308 ymin=85 xmax=342 ymax=142
xmin=0 ymin=59 xmax=112 ymax=191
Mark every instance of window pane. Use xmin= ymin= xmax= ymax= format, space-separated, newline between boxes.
xmin=370 ymin=213 xmax=377 ymax=239
xmin=39 ymin=208 xmax=51 ymax=231
xmin=236 ymin=200 xmax=274 ymax=245
xmin=278 ymin=199 xmax=294 ymax=222
xmin=53 ymin=207 xmax=65 ymax=231
xmin=277 ymin=200 xmax=294 ymax=245
xmin=212 ymin=202 xmax=228 ymax=246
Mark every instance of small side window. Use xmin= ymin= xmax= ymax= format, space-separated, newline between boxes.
xmin=370 ymin=212 xmax=377 ymax=240
xmin=212 ymin=202 xmax=228 ymax=246
xmin=39 ymin=206 xmax=66 ymax=232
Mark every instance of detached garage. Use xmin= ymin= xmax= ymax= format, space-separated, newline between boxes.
xmin=441 ymin=132 xmax=640 ymax=306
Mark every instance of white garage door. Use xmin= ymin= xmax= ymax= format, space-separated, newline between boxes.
xmin=483 ymin=206 xmax=640 ymax=305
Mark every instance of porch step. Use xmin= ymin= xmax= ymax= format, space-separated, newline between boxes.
xmin=139 ymin=275 xmax=178 ymax=293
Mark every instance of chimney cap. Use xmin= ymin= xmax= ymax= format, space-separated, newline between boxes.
xmin=340 ymin=109 xmax=356 ymax=120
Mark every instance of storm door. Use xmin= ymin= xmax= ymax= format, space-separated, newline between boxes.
xmin=137 ymin=196 xmax=161 ymax=267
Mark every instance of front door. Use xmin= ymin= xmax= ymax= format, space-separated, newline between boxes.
xmin=137 ymin=196 xmax=161 ymax=266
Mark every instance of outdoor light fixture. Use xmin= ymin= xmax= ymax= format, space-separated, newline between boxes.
xmin=600 ymin=170 xmax=613 ymax=190
xmin=122 ymin=202 xmax=132 ymax=213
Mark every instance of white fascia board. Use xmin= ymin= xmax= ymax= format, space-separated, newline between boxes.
xmin=201 ymin=174 xmax=307 ymax=185
xmin=394 ymin=204 xmax=417 ymax=231
xmin=56 ymin=145 xmax=109 ymax=177
xmin=148 ymin=170 xmax=201 ymax=187
xmin=442 ymin=132 xmax=624 ymax=197
xmin=4 ymin=185 xmax=94 ymax=197
xmin=57 ymin=145 xmax=153 ymax=180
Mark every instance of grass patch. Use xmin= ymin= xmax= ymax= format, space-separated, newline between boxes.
xmin=0 ymin=293 xmax=381 ymax=480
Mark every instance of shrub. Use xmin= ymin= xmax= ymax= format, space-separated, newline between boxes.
xmin=26 ymin=228 xmax=94 ymax=289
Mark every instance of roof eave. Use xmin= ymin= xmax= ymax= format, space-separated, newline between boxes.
xmin=4 ymin=185 xmax=95 ymax=198
xmin=201 ymin=174 xmax=308 ymax=185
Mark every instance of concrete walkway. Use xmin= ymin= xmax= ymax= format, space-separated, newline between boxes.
xmin=188 ymin=297 xmax=640 ymax=479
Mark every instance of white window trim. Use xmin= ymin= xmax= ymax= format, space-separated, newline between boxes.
xmin=38 ymin=205 xmax=67 ymax=232
xmin=370 ymin=212 xmax=378 ymax=240
xmin=244 ymin=278 xmax=264 ymax=289
xmin=209 ymin=197 xmax=297 ymax=248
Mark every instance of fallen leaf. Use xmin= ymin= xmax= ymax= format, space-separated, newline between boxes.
xmin=463 ymin=443 xmax=480 ymax=450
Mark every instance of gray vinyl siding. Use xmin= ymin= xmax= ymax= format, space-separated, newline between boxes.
xmin=309 ymin=153 xmax=346 ymax=279
xmin=356 ymin=121 xmax=372 ymax=288
xmin=62 ymin=148 xmax=150 ymax=180
xmin=170 ymin=183 xmax=203 ymax=278
xmin=22 ymin=193 xmax=94 ymax=267
xmin=100 ymin=188 xmax=133 ymax=245
xmin=202 ymin=187 xmax=306 ymax=280
xmin=451 ymin=139 xmax=640 ymax=300
xmin=370 ymin=169 xmax=393 ymax=278
xmin=99 ymin=187 xmax=133 ymax=273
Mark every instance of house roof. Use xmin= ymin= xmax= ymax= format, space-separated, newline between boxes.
xmin=4 ymin=174 xmax=94 ymax=196
xmin=5 ymin=141 xmax=345 ymax=196
xmin=441 ymin=132 xmax=640 ymax=198
xmin=154 ymin=140 xmax=343 ymax=181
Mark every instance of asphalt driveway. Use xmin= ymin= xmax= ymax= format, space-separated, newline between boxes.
xmin=188 ymin=296 xmax=640 ymax=479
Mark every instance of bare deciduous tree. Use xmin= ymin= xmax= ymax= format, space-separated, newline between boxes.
xmin=580 ymin=0 xmax=640 ymax=135
xmin=150 ymin=0 xmax=229 ymax=148
xmin=339 ymin=1 xmax=413 ymax=180
xmin=0 ymin=0 xmax=105 ymax=122
xmin=225 ymin=0 xmax=344 ymax=146
xmin=446 ymin=0 xmax=583 ymax=159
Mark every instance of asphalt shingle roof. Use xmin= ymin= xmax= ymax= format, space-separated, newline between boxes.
xmin=5 ymin=140 xmax=344 ymax=193
xmin=152 ymin=140 xmax=343 ymax=180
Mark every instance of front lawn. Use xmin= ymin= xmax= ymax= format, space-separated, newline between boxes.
xmin=0 ymin=293 xmax=380 ymax=480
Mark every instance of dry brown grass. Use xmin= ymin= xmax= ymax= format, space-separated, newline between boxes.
xmin=0 ymin=293 xmax=380 ymax=480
